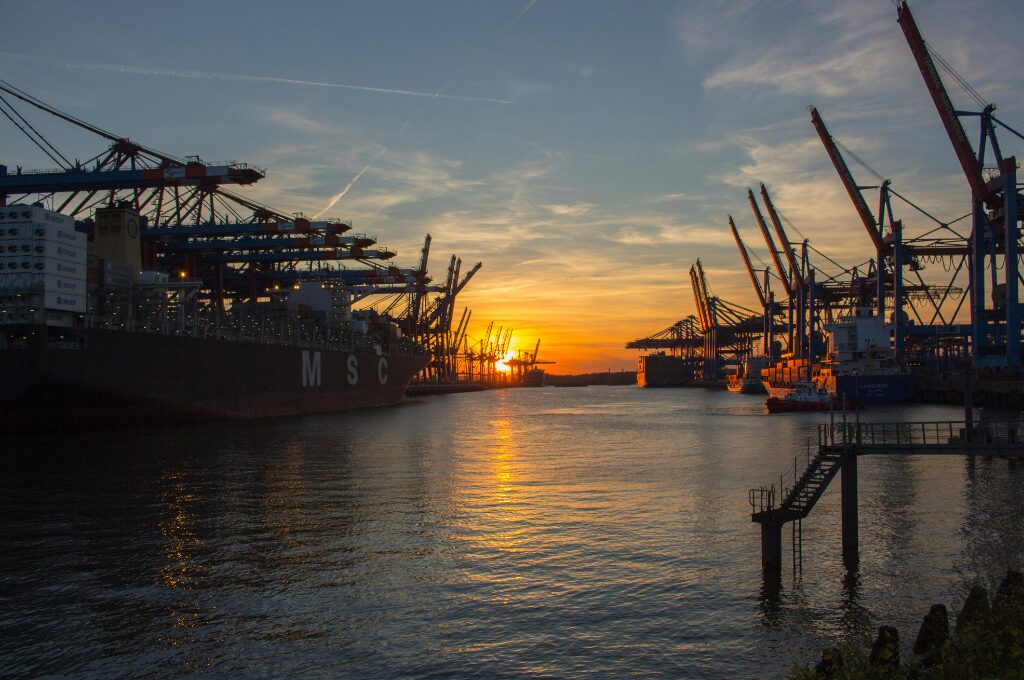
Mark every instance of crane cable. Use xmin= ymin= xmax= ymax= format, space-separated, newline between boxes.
xmin=0 ymin=94 xmax=71 ymax=168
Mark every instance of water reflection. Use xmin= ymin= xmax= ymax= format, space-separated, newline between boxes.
xmin=4 ymin=391 xmax=1022 ymax=678
xmin=156 ymin=458 xmax=213 ymax=672
xmin=487 ymin=414 xmax=524 ymax=555
xmin=958 ymin=455 xmax=1024 ymax=594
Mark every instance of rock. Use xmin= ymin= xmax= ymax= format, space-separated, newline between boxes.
xmin=813 ymin=647 xmax=843 ymax=678
xmin=956 ymin=585 xmax=992 ymax=637
xmin=912 ymin=603 xmax=948 ymax=667
xmin=993 ymin=570 xmax=1024 ymax=627
xmin=869 ymin=625 xmax=900 ymax=668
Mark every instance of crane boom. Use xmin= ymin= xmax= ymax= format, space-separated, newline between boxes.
xmin=759 ymin=184 xmax=805 ymax=290
xmin=809 ymin=106 xmax=886 ymax=252
xmin=896 ymin=1 xmax=992 ymax=205
xmin=689 ymin=263 xmax=710 ymax=332
xmin=728 ymin=215 xmax=767 ymax=309
xmin=748 ymin=188 xmax=793 ymax=297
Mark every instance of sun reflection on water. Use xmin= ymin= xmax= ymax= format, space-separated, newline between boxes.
xmin=486 ymin=414 xmax=526 ymax=554
xmin=156 ymin=463 xmax=212 ymax=670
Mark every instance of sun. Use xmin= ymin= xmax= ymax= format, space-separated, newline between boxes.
xmin=495 ymin=350 xmax=514 ymax=373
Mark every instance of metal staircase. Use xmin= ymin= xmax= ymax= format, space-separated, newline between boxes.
xmin=749 ymin=445 xmax=847 ymax=524
xmin=781 ymin=447 xmax=845 ymax=517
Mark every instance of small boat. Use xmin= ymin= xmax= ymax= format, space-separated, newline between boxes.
xmin=766 ymin=380 xmax=839 ymax=413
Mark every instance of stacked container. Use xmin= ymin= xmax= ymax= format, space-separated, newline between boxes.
xmin=0 ymin=205 xmax=87 ymax=325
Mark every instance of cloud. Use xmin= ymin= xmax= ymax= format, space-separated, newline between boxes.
xmin=542 ymin=203 xmax=596 ymax=216
xmin=675 ymin=0 xmax=766 ymax=59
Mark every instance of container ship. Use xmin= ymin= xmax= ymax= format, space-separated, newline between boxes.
xmin=0 ymin=204 xmax=427 ymax=431
xmin=814 ymin=307 xmax=913 ymax=405
xmin=760 ymin=356 xmax=812 ymax=398
xmin=637 ymin=352 xmax=694 ymax=387
xmin=759 ymin=308 xmax=913 ymax=405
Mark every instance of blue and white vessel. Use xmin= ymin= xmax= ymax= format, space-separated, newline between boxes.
xmin=815 ymin=307 xmax=914 ymax=405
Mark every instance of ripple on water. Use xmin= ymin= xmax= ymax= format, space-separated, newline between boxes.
xmin=1 ymin=387 xmax=1021 ymax=678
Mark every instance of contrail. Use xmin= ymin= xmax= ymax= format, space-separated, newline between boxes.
xmin=313 ymin=150 xmax=384 ymax=219
xmin=505 ymin=0 xmax=538 ymax=31
xmin=0 ymin=51 xmax=513 ymax=105
xmin=312 ymin=0 xmax=540 ymax=216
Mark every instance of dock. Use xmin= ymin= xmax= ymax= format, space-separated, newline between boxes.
xmin=749 ymin=417 xmax=1023 ymax=576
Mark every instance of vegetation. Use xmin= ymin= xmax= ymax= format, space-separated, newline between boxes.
xmin=790 ymin=571 xmax=1024 ymax=679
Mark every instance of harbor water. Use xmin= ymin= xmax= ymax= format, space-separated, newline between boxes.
xmin=3 ymin=387 xmax=1023 ymax=678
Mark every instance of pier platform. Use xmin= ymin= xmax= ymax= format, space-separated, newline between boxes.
xmin=749 ymin=417 xmax=1023 ymax=576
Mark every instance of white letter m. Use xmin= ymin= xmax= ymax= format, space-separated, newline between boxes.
xmin=302 ymin=350 xmax=322 ymax=387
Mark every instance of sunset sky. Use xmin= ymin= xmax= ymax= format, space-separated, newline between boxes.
xmin=3 ymin=0 xmax=1024 ymax=373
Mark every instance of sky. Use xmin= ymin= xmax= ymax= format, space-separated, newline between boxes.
xmin=2 ymin=0 xmax=1023 ymax=373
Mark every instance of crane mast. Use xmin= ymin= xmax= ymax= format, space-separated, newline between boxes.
xmin=690 ymin=262 xmax=711 ymax=333
xmin=759 ymin=184 xmax=805 ymax=292
xmin=747 ymin=189 xmax=793 ymax=298
xmin=897 ymin=0 xmax=1020 ymax=367
xmin=728 ymin=215 xmax=767 ymax=310
xmin=896 ymin=1 xmax=992 ymax=206
xmin=808 ymin=107 xmax=886 ymax=252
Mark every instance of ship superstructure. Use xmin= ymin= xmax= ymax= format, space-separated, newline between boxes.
xmin=815 ymin=307 xmax=913 ymax=404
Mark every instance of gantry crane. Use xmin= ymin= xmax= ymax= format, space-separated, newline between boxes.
xmin=897 ymin=0 xmax=1022 ymax=367
xmin=809 ymin=105 xmax=969 ymax=359
xmin=689 ymin=259 xmax=763 ymax=379
xmin=729 ymin=215 xmax=782 ymax=359
xmin=2 ymin=80 xmax=483 ymax=382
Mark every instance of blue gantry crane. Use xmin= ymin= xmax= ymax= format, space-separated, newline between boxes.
xmin=897 ymin=0 xmax=1022 ymax=368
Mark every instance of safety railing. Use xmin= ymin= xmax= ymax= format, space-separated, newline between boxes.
xmin=819 ymin=420 xmax=1024 ymax=447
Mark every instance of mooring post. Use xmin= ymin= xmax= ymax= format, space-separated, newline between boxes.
xmin=761 ymin=521 xmax=784 ymax=575
xmin=841 ymin=453 xmax=859 ymax=563
xmin=963 ymin=357 xmax=974 ymax=441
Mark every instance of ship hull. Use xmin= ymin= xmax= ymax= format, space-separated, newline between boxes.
xmin=637 ymin=354 xmax=694 ymax=388
xmin=829 ymin=374 xmax=914 ymax=405
xmin=1 ymin=326 xmax=427 ymax=431
xmin=766 ymin=397 xmax=831 ymax=413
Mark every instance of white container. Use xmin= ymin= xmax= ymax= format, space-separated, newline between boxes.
xmin=44 ymin=290 xmax=86 ymax=313
xmin=0 ymin=255 xmax=45 ymax=273
xmin=2 ymin=240 xmax=84 ymax=263
xmin=32 ymin=223 xmax=87 ymax=248
xmin=44 ymin=258 xmax=87 ymax=280
xmin=0 ymin=256 xmax=87 ymax=279
xmin=0 ymin=205 xmax=74 ymax=227
xmin=1 ymin=224 xmax=29 ymax=240
xmin=44 ymin=275 xmax=87 ymax=296
xmin=40 ymin=240 xmax=86 ymax=264
xmin=0 ymin=272 xmax=42 ymax=290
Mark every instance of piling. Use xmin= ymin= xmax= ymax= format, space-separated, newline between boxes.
xmin=840 ymin=454 xmax=858 ymax=563
xmin=760 ymin=522 xmax=783 ymax=575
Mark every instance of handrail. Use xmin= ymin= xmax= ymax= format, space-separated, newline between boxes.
xmin=819 ymin=420 xmax=1022 ymax=447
